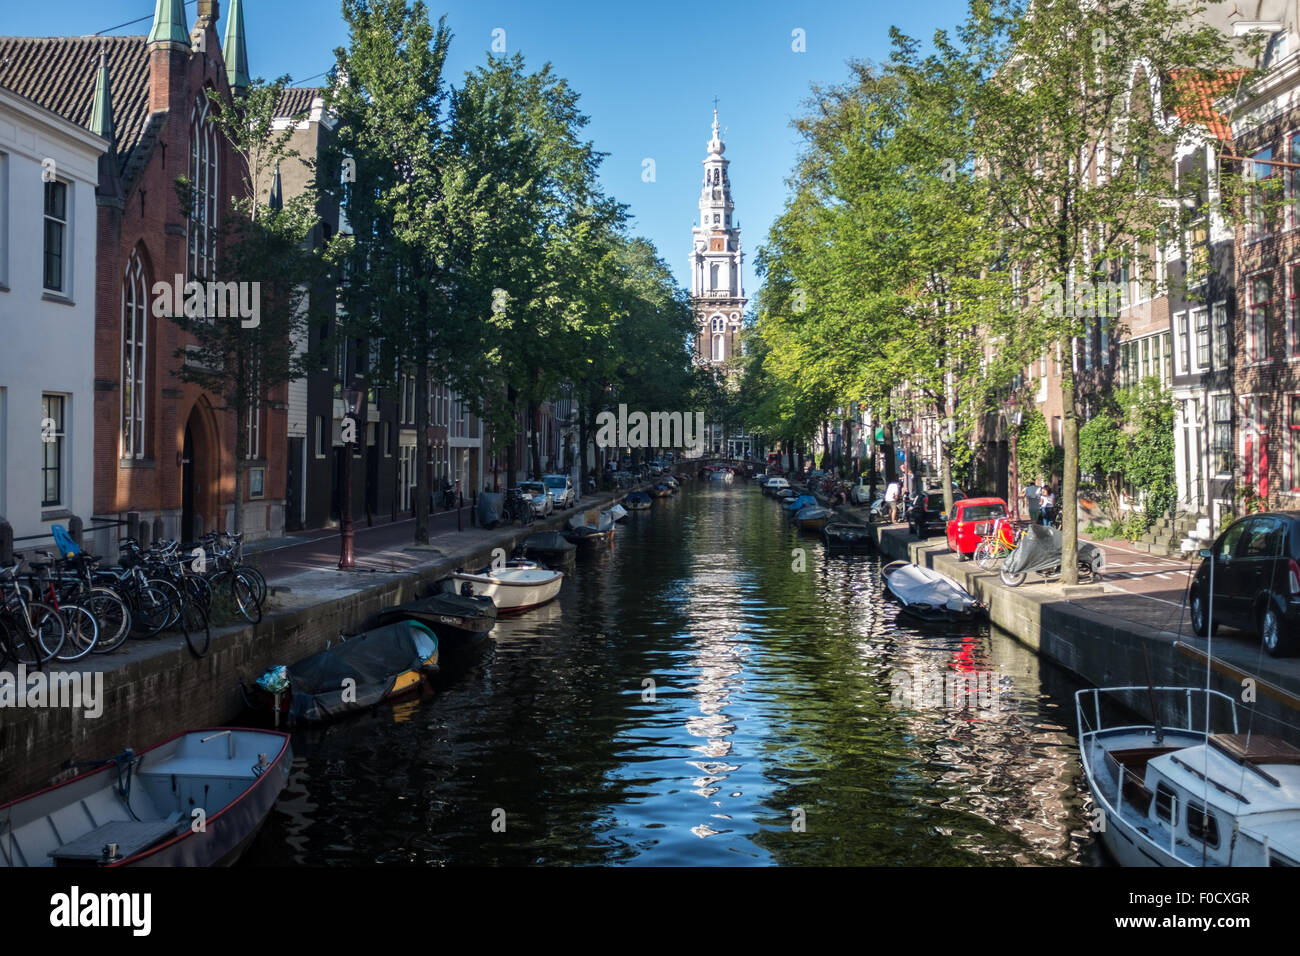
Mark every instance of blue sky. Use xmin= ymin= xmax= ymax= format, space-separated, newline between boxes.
xmin=19 ymin=0 xmax=971 ymax=300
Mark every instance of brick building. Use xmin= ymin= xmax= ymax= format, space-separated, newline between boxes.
xmin=0 ymin=0 xmax=287 ymax=547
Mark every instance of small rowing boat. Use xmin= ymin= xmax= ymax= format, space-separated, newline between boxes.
xmin=882 ymin=561 xmax=985 ymax=626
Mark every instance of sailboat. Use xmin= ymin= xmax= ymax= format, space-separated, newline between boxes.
xmin=1077 ymin=543 xmax=1300 ymax=866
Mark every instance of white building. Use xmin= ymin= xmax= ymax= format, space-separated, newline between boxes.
xmin=689 ymin=110 xmax=754 ymax=458
xmin=0 ymin=85 xmax=106 ymax=541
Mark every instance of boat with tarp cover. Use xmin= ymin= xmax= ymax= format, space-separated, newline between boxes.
xmin=376 ymin=591 xmax=497 ymax=647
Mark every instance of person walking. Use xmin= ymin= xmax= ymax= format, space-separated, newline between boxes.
xmin=1022 ymin=476 xmax=1042 ymax=524
xmin=885 ymin=478 xmax=901 ymax=523
xmin=1039 ymin=484 xmax=1055 ymax=526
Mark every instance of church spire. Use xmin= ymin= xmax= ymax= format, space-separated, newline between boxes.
xmin=89 ymin=49 xmax=114 ymax=143
xmin=223 ymin=0 xmax=251 ymax=93
xmin=146 ymin=0 xmax=189 ymax=47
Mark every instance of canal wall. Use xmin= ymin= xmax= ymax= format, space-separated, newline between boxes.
xmin=872 ymin=525 xmax=1300 ymax=742
xmin=0 ymin=491 xmax=632 ymax=805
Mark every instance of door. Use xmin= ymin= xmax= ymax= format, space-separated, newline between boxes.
xmin=285 ymin=438 xmax=303 ymax=532
xmin=1214 ymin=519 xmax=1253 ymax=627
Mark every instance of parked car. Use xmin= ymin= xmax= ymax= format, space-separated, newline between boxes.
xmin=543 ymin=474 xmax=576 ymax=509
xmin=946 ymin=497 xmax=1009 ymax=559
xmin=909 ymin=491 xmax=966 ymax=539
xmin=850 ymin=476 xmax=875 ymax=505
xmin=1189 ymin=511 xmax=1300 ymax=656
xmin=519 ymin=481 xmax=554 ymax=517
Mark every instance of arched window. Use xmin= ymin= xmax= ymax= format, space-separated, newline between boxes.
xmin=712 ymin=316 xmax=725 ymax=333
xmin=121 ymin=249 xmax=149 ymax=459
xmin=188 ymin=92 xmax=219 ymax=280
xmin=712 ymin=333 xmax=725 ymax=362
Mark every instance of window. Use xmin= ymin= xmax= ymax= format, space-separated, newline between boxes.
xmin=1186 ymin=799 xmax=1220 ymax=848
xmin=1154 ymin=783 xmax=1177 ymax=824
xmin=1192 ymin=307 xmax=1210 ymax=371
xmin=1250 ymin=274 xmax=1273 ymax=363
xmin=188 ymin=93 xmax=219 ymax=280
xmin=121 ymin=250 xmax=148 ymax=459
xmin=314 ymin=415 xmax=325 ymax=458
xmin=41 ymin=394 xmax=65 ymax=507
xmin=1176 ymin=313 xmax=1189 ymax=374
xmin=1291 ymin=265 xmax=1300 ymax=358
xmin=1212 ymin=394 xmax=1232 ymax=475
xmin=1290 ymin=396 xmax=1300 ymax=491
xmin=712 ymin=333 xmax=724 ymax=362
xmin=246 ymin=398 xmax=261 ymax=460
xmin=1291 ymin=132 xmax=1300 ymax=228
xmin=43 ymin=179 xmax=67 ymax=293
xmin=248 ymin=467 xmax=264 ymax=499
xmin=1212 ymin=302 xmax=1230 ymax=369
xmin=1162 ymin=331 xmax=1172 ymax=384
xmin=1249 ymin=146 xmax=1278 ymax=240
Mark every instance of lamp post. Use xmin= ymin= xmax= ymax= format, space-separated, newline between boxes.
xmin=1000 ymin=400 xmax=1023 ymax=521
xmin=338 ymin=379 xmax=363 ymax=570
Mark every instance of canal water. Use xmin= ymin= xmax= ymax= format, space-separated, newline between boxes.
xmin=245 ymin=479 xmax=1102 ymax=866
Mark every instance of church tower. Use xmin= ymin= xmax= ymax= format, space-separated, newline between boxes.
xmin=690 ymin=109 xmax=745 ymax=369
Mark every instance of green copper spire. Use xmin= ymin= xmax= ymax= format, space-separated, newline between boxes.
xmin=89 ymin=49 xmax=114 ymax=143
xmin=146 ymin=0 xmax=189 ymax=46
xmin=223 ymin=0 xmax=250 ymax=91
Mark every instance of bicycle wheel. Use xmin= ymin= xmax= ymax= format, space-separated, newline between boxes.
xmin=86 ymin=587 xmax=131 ymax=653
xmin=183 ymin=573 xmax=213 ymax=615
xmin=235 ymin=565 xmax=266 ymax=605
xmin=55 ymin=604 xmax=99 ymax=661
xmin=180 ymin=600 xmax=211 ymax=658
xmin=149 ymin=579 xmax=183 ymax=630
xmin=230 ymin=574 xmax=262 ymax=625
xmin=130 ymin=585 xmax=173 ymax=637
xmin=25 ymin=602 xmax=66 ymax=662
xmin=973 ymin=540 xmax=999 ymax=571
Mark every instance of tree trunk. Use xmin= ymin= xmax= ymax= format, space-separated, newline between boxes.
xmin=529 ymin=398 xmax=543 ymax=480
xmin=414 ymin=354 xmax=430 ymax=544
xmin=505 ymin=385 xmax=519 ymax=489
xmin=937 ymin=399 xmax=954 ymax=517
xmin=821 ymin=419 xmax=831 ymax=471
xmin=1060 ymin=342 xmax=1079 ymax=585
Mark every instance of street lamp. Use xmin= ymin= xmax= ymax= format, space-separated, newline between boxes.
xmin=338 ymin=378 xmax=363 ymax=570
xmin=1000 ymin=400 xmax=1023 ymax=521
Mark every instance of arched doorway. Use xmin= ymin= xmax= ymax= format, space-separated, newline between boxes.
xmin=181 ymin=401 xmax=219 ymax=543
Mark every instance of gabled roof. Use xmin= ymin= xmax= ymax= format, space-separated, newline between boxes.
xmin=274 ymin=86 xmax=320 ymax=119
xmin=1169 ymin=69 xmax=1246 ymax=143
xmin=0 ymin=35 xmax=151 ymax=166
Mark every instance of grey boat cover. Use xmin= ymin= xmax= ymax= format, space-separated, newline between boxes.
xmin=376 ymin=592 xmax=497 ymax=631
xmin=477 ymin=492 xmax=503 ymax=528
xmin=285 ymin=620 xmax=438 ymax=724
xmin=523 ymin=531 xmax=576 ymax=555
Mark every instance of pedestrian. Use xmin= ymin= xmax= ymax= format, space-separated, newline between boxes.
xmin=1040 ymin=485 xmax=1055 ymax=526
xmin=885 ymin=478 xmax=901 ymax=523
xmin=1022 ymin=476 xmax=1041 ymax=524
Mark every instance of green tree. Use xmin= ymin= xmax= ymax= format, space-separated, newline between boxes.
xmin=966 ymin=0 xmax=1240 ymax=582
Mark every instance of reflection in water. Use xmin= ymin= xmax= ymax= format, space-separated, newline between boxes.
xmin=243 ymin=482 xmax=1096 ymax=866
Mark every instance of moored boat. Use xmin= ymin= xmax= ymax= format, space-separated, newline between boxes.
xmin=796 ymin=506 xmax=835 ymax=531
xmin=452 ymin=565 xmax=564 ymax=613
xmin=1076 ymin=686 xmax=1300 ymax=866
xmin=648 ymin=485 xmax=672 ymax=498
xmin=822 ymin=522 xmax=873 ymax=550
xmin=376 ymin=591 xmax=497 ymax=647
xmin=882 ymin=560 xmax=985 ymax=626
xmin=624 ymin=491 xmax=652 ymax=510
xmin=520 ymin=531 xmax=578 ymax=564
xmin=602 ymin=503 xmax=629 ymax=523
xmin=785 ymin=494 xmax=818 ymax=513
xmin=265 ymin=619 xmax=441 ymax=724
xmin=0 ymin=727 xmax=292 ymax=867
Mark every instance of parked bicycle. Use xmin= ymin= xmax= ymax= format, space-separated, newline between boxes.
xmin=502 ymin=488 xmax=536 ymax=526
xmin=973 ymin=516 xmax=1022 ymax=571
xmin=0 ymin=561 xmax=64 ymax=665
xmin=18 ymin=551 xmax=99 ymax=661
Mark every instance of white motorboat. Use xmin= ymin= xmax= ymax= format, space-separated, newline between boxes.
xmin=451 ymin=565 xmax=563 ymax=614
xmin=602 ymin=503 xmax=629 ymax=523
xmin=1077 ymin=686 xmax=1300 ymax=866
xmin=881 ymin=561 xmax=984 ymax=625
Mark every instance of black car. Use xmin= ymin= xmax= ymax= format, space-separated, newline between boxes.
xmin=1189 ymin=511 xmax=1300 ymax=656
xmin=908 ymin=491 xmax=966 ymax=539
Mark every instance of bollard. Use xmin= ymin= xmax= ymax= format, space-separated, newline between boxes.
xmin=152 ymin=516 xmax=165 ymax=544
xmin=138 ymin=522 xmax=151 ymax=549
xmin=68 ymin=515 xmax=84 ymax=549
xmin=0 ymin=518 xmax=12 ymax=566
xmin=126 ymin=511 xmax=141 ymax=542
